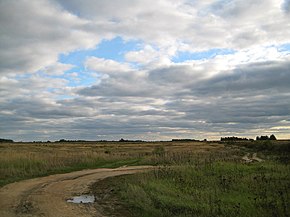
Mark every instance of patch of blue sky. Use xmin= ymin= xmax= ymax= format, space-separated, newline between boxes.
xmin=172 ymin=48 xmax=235 ymax=63
xmin=278 ymin=43 xmax=290 ymax=52
xmin=58 ymin=36 xmax=141 ymax=87
xmin=59 ymin=36 xmax=141 ymax=67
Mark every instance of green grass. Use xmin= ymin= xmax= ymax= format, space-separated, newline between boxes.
xmin=116 ymin=159 xmax=290 ymax=217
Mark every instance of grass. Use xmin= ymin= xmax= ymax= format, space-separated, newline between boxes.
xmin=114 ymin=158 xmax=290 ymax=217
xmin=0 ymin=143 xmax=141 ymax=186
xmin=0 ymin=141 xmax=222 ymax=186
xmin=91 ymin=142 xmax=290 ymax=217
xmin=0 ymin=151 xmax=141 ymax=186
xmin=1 ymin=140 xmax=289 ymax=216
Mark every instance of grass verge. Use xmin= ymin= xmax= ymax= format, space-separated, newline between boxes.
xmin=92 ymin=152 xmax=290 ymax=217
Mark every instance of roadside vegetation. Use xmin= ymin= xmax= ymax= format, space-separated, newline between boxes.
xmin=92 ymin=140 xmax=290 ymax=217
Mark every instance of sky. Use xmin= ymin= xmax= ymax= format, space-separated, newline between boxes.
xmin=0 ymin=0 xmax=290 ymax=141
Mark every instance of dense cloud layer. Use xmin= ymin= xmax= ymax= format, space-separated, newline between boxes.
xmin=0 ymin=0 xmax=290 ymax=141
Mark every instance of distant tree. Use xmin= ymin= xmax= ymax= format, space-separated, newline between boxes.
xmin=256 ymin=136 xmax=260 ymax=141
xmin=172 ymin=139 xmax=197 ymax=142
xmin=269 ymin=134 xmax=277 ymax=140
xmin=260 ymin=135 xmax=269 ymax=140
xmin=221 ymin=136 xmax=249 ymax=141
xmin=0 ymin=138 xmax=14 ymax=143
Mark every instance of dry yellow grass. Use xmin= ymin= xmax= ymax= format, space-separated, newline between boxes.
xmin=0 ymin=141 xmax=223 ymax=186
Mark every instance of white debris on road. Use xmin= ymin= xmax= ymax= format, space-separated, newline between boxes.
xmin=242 ymin=153 xmax=263 ymax=163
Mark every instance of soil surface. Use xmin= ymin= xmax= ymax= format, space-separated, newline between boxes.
xmin=0 ymin=166 xmax=152 ymax=217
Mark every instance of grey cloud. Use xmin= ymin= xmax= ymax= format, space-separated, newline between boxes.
xmin=78 ymin=80 xmax=152 ymax=97
xmin=1 ymin=0 xmax=290 ymax=141
xmin=0 ymin=0 xmax=100 ymax=74
xmin=209 ymin=0 xmax=268 ymax=20
xmin=148 ymin=65 xmax=198 ymax=84
xmin=78 ymin=71 xmax=156 ymax=97
xmin=79 ymin=59 xmax=290 ymax=98
xmin=74 ymin=58 xmax=290 ymax=140
xmin=282 ymin=0 xmax=290 ymax=13
xmin=54 ymin=0 xmax=150 ymax=20
xmin=1 ymin=0 xmax=290 ymax=76
xmin=194 ymin=61 xmax=290 ymax=95
xmin=56 ymin=0 xmax=290 ymax=50
xmin=2 ymin=57 xmax=290 ymax=141
xmin=78 ymin=64 xmax=204 ymax=98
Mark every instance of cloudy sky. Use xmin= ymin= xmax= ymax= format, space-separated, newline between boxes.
xmin=0 ymin=0 xmax=290 ymax=141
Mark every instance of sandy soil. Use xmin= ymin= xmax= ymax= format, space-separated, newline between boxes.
xmin=0 ymin=166 xmax=153 ymax=217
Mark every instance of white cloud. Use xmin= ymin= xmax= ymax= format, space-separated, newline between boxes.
xmin=85 ymin=57 xmax=133 ymax=73
xmin=1 ymin=0 xmax=290 ymax=75
xmin=0 ymin=0 xmax=100 ymax=74
xmin=125 ymin=45 xmax=159 ymax=64
xmin=124 ymin=45 xmax=173 ymax=68
xmin=43 ymin=62 xmax=74 ymax=75
xmin=179 ymin=46 xmax=290 ymax=78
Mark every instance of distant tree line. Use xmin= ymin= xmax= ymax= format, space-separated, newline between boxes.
xmin=119 ymin=138 xmax=143 ymax=142
xmin=256 ymin=134 xmax=276 ymax=141
xmin=0 ymin=138 xmax=14 ymax=143
xmin=220 ymin=137 xmax=252 ymax=142
xmin=56 ymin=139 xmax=88 ymax=143
xmin=172 ymin=139 xmax=199 ymax=142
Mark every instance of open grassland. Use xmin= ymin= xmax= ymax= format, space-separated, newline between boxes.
xmin=117 ymin=159 xmax=290 ymax=217
xmin=91 ymin=140 xmax=290 ymax=217
xmin=1 ymin=140 xmax=289 ymax=217
xmin=0 ymin=141 xmax=223 ymax=186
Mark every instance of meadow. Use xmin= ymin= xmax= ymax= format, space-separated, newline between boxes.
xmin=0 ymin=140 xmax=222 ymax=186
xmin=1 ymin=140 xmax=289 ymax=217
xmin=91 ymin=140 xmax=290 ymax=217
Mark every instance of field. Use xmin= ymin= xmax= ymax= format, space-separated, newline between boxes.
xmin=0 ymin=140 xmax=289 ymax=217
xmin=114 ymin=158 xmax=289 ymax=216
xmin=0 ymin=140 xmax=223 ymax=187
xmin=91 ymin=140 xmax=290 ymax=217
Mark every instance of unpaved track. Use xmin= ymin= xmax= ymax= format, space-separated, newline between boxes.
xmin=0 ymin=166 xmax=153 ymax=217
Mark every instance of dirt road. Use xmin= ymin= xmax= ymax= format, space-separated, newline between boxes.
xmin=0 ymin=166 xmax=153 ymax=217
